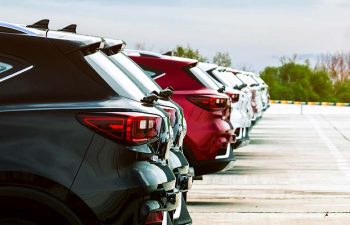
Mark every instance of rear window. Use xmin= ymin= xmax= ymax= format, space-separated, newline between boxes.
xmin=237 ymin=73 xmax=255 ymax=86
xmin=85 ymin=52 xmax=145 ymax=101
xmin=190 ymin=66 xmax=220 ymax=90
xmin=213 ymin=70 xmax=243 ymax=87
xmin=109 ymin=53 xmax=162 ymax=94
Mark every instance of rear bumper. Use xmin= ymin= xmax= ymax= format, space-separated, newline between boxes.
xmin=168 ymin=148 xmax=193 ymax=192
xmin=185 ymin=118 xmax=236 ymax=161
xmin=187 ymin=144 xmax=236 ymax=176
xmin=140 ymin=188 xmax=181 ymax=222
xmin=173 ymin=193 xmax=192 ymax=225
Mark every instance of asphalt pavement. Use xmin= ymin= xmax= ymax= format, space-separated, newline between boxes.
xmin=188 ymin=104 xmax=350 ymax=225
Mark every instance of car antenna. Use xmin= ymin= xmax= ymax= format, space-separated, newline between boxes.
xmin=26 ymin=19 xmax=49 ymax=30
xmin=58 ymin=24 xmax=77 ymax=33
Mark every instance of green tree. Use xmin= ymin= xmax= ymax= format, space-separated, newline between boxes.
xmin=261 ymin=61 xmax=334 ymax=102
xmin=334 ymin=80 xmax=350 ymax=102
xmin=213 ymin=52 xmax=232 ymax=67
xmin=173 ymin=45 xmax=207 ymax=62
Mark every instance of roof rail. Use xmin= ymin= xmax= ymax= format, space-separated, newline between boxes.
xmin=26 ymin=19 xmax=49 ymax=30
xmin=58 ymin=24 xmax=77 ymax=33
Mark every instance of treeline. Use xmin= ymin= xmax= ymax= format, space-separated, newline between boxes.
xmin=136 ymin=43 xmax=350 ymax=102
xmin=261 ymin=54 xmax=350 ymax=103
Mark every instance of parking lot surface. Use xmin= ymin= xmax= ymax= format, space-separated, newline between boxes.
xmin=188 ymin=104 xmax=350 ymax=225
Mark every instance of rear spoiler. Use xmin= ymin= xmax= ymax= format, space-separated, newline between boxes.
xmin=163 ymin=51 xmax=174 ymax=56
xmin=101 ymin=38 xmax=126 ymax=56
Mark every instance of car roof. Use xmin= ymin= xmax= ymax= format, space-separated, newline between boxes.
xmin=0 ymin=21 xmax=102 ymax=54
xmin=0 ymin=21 xmax=44 ymax=35
xmin=124 ymin=49 xmax=198 ymax=65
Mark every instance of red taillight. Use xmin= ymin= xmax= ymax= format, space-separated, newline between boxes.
xmin=187 ymin=95 xmax=230 ymax=111
xmin=226 ymin=92 xmax=240 ymax=103
xmin=145 ymin=211 xmax=164 ymax=225
xmin=160 ymin=106 xmax=177 ymax=127
xmin=77 ymin=112 xmax=162 ymax=145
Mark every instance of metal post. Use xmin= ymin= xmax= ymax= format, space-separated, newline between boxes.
xmin=301 ymin=103 xmax=303 ymax=115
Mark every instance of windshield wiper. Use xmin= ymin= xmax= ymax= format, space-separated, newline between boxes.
xmin=217 ymin=86 xmax=226 ymax=93
xmin=141 ymin=93 xmax=159 ymax=104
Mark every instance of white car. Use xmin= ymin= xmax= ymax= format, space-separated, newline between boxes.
xmin=229 ymin=69 xmax=264 ymax=121
xmin=197 ymin=63 xmax=250 ymax=148
xmin=249 ymin=73 xmax=270 ymax=110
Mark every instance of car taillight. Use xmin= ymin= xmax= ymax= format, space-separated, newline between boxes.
xmin=77 ymin=112 xmax=162 ymax=145
xmin=187 ymin=95 xmax=230 ymax=111
xmin=160 ymin=106 xmax=177 ymax=127
xmin=145 ymin=211 xmax=163 ymax=225
xmin=226 ymin=92 xmax=240 ymax=103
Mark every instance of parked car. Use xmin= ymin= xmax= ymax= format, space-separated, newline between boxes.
xmin=126 ymin=50 xmax=236 ymax=176
xmin=246 ymin=72 xmax=270 ymax=111
xmin=100 ymin=38 xmax=193 ymax=225
xmin=196 ymin=62 xmax=250 ymax=148
xmin=0 ymin=20 xmax=179 ymax=225
xmin=228 ymin=69 xmax=263 ymax=123
xmin=197 ymin=64 xmax=251 ymax=148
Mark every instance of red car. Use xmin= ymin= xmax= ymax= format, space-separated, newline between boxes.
xmin=126 ymin=50 xmax=236 ymax=176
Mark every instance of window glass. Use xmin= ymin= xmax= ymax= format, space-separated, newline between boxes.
xmin=85 ymin=52 xmax=145 ymax=101
xmin=144 ymin=69 xmax=158 ymax=78
xmin=0 ymin=62 xmax=13 ymax=74
xmin=237 ymin=73 xmax=254 ymax=85
xmin=190 ymin=66 xmax=220 ymax=90
xmin=213 ymin=70 xmax=241 ymax=87
xmin=109 ymin=53 xmax=162 ymax=94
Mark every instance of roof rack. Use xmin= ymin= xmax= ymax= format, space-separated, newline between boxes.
xmin=26 ymin=19 xmax=49 ymax=30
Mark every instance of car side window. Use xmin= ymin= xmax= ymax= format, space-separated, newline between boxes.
xmin=0 ymin=62 xmax=13 ymax=74
xmin=0 ymin=54 xmax=33 ymax=83
xmin=141 ymin=66 xmax=164 ymax=79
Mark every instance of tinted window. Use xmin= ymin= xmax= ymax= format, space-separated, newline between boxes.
xmin=0 ymin=62 xmax=13 ymax=74
xmin=140 ymin=66 xmax=164 ymax=79
xmin=0 ymin=55 xmax=33 ymax=83
xmin=85 ymin=52 xmax=145 ymax=101
xmin=144 ymin=69 xmax=157 ymax=78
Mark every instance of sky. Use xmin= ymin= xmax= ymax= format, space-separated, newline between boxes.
xmin=1 ymin=0 xmax=350 ymax=71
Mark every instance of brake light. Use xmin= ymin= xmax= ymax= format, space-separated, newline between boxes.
xmin=187 ymin=95 xmax=230 ymax=111
xmin=160 ymin=106 xmax=177 ymax=127
xmin=226 ymin=92 xmax=240 ymax=103
xmin=77 ymin=112 xmax=162 ymax=145
xmin=145 ymin=211 xmax=163 ymax=225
